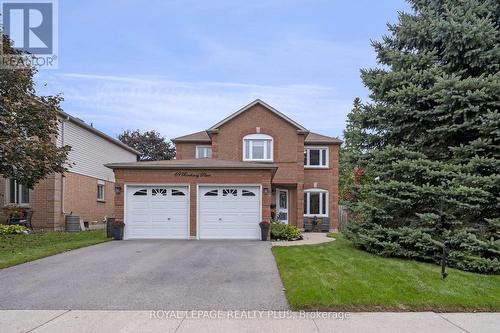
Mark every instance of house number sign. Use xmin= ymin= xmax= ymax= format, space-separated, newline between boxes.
xmin=174 ymin=171 xmax=211 ymax=178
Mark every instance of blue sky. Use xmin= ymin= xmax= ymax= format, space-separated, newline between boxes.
xmin=36 ymin=0 xmax=410 ymax=140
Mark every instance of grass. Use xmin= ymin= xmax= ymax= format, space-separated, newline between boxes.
xmin=0 ymin=230 xmax=110 ymax=269
xmin=272 ymin=233 xmax=500 ymax=312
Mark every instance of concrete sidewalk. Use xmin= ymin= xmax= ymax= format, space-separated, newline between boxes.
xmin=1 ymin=310 xmax=499 ymax=333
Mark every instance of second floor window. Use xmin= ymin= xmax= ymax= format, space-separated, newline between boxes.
xmin=243 ymin=134 xmax=273 ymax=161
xmin=196 ymin=146 xmax=212 ymax=159
xmin=304 ymin=147 xmax=328 ymax=167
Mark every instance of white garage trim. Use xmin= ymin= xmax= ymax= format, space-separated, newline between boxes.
xmin=196 ymin=184 xmax=262 ymax=240
xmin=124 ymin=184 xmax=190 ymax=239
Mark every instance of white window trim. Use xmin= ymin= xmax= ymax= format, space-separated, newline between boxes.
xmin=304 ymin=188 xmax=329 ymax=217
xmin=242 ymin=134 xmax=273 ymax=162
xmin=5 ymin=179 xmax=31 ymax=206
xmin=195 ymin=145 xmax=212 ymax=159
xmin=304 ymin=146 xmax=329 ymax=168
xmin=97 ymin=181 xmax=105 ymax=202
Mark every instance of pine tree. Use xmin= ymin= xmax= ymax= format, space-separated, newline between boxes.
xmin=343 ymin=0 xmax=500 ymax=274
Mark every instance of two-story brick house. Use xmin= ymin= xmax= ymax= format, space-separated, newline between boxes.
xmin=1 ymin=111 xmax=139 ymax=230
xmin=107 ymin=99 xmax=340 ymax=240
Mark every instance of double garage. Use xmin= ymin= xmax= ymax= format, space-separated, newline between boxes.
xmin=126 ymin=185 xmax=261 ymax=240
xmin=108 ymin=160 xmax=276 ymax=240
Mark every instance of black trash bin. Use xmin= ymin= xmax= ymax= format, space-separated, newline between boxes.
xmin=112 ymin=221 xmax=125 ymax=240
xmin=106 ymin=217 xmax=115 ymax=238
xmin=259 ymin=221 xmax=270 ymax=241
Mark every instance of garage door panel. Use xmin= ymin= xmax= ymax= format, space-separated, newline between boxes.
xmin=199 ymin=186 xmax=261 ymax=240
xmin=126 ymin=186 xmax=189 ymax=239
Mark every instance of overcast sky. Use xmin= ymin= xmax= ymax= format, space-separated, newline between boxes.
xmin=36 ymin=0 xmax=410 ymax=140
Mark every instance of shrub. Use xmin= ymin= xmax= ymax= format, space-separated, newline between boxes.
xmin=0 ymin=224 xmax=29 ymax=235
xmin=271 ymin=221 xmax=302 ymax=241
xmin=343 ymin=221 xmax=500 ymax=274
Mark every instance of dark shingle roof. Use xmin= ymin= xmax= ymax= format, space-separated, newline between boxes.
xmin=305 ymin=132 xmax=342 ymax=144
xmin=171 ymin=131 xmax=211 ymax=143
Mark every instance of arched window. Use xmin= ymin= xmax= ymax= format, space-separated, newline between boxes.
xmin=243 ymin=134 xmax=273 ymax=161
xmin=303 ymin=188 xmax=328 ymax=217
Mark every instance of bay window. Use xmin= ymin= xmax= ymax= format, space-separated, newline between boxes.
xmin=304 ymin=189 xmax=328 ymax=216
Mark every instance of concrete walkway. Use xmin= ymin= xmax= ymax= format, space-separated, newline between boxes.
xmin=2 ymin=310 xmax=498 ymax=333
xmin=272 ymin=232 xmax=335 ymax=247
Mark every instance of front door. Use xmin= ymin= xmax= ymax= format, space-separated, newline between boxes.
xmin=276 ymin=189 xmax=288 ymax=224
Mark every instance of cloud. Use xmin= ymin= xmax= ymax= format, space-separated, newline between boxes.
xmin=36 ymin=72 xmax=351 ymax=140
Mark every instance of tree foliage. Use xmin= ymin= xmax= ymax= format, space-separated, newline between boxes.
xmin=0 ymin=34 xmax=71 ymax=188
xmin=343 ymin=0 xmax=500 ymax=274
xmin=118 ymin=129 xmax=175 ymax=161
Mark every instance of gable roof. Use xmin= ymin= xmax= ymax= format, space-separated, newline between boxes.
xmin=58 ymin=110 xmax=140 ymax=155
xmin=171 ymin=131 xmax=211 ymax=143
xmin=305 ymin=132 xmax=342 ymax=144
xmin=207 ymin=99 xmax=309 ymax=133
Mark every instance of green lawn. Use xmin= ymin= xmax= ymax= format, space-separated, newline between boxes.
xmin=0 ymin=230 xmax=109 ymax=269
xmin=272 ymin=233 xmax=500 ymax=311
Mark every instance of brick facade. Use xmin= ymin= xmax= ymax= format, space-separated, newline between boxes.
xmin=173 ymin=102 xmax=340 ymax=230
xmin=1 ymin=171 xmax=116 ymax=230
xmin=113 ymin=168 xmax=273 ymax=237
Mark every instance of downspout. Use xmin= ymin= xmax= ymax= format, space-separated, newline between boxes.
xmin=60 ymin=116 xmax=69 ymax=214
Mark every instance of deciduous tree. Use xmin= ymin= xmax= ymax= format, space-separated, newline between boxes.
xmin=0 ymin=34 xmax=71 ymax=188
xmin=118 ymin=129 xmax=175 ymax=161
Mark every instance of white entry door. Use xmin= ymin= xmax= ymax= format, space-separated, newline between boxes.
xmin=276 ymin=188 xmax=289 ymax=224
xmin=198 ymin=186 xmax=261 ymax=239
xmin=125 ymin=186 xmax=189 ymax=239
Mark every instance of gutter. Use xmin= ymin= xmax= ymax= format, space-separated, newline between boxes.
xmin=105 ymin=164 xmax=278 ymax=171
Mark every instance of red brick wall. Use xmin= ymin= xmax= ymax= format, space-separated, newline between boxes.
xmin=303 ymin=144 xmax=340 ymax=229
xmin=172 ymin=103 xmax=340 ymax=230
xmin=60 ymin=172 xmax=115 ymax=226
xmin=1 ymin=172 xmax=116 ymax=231
xmin=113 ymin=168 xmax=273 ymax=237
xmin=175 ymin=142 xmax=198 ymax=160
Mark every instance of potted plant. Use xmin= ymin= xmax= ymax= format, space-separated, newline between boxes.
xmin=311 ymin=215 xmax=320 ymax=232
xmin=112 ymin=220 xmax=125 ymax=240
xmin=8 ymin=205 xmax=22 ymax=224
xmin=259 ymin=220 xmax=271 ymax=241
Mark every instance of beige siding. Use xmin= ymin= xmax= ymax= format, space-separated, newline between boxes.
xmin=58 ymin=120 xmax=137 ymax=182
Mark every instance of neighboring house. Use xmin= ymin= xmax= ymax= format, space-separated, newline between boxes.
xmin=0 ymin=111 xmax=139 ymax=230
xmin=107 ymin=99 xmax=341 ymax=240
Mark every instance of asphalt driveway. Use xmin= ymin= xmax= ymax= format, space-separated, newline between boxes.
xmin=0 ymin=240 xmax=288 ymax=310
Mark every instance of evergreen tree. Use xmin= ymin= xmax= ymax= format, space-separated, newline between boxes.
xmin=343 ymin=0 xmax=500 ymax=274
xmin=340 ymin=98 xmax=370 ymax=202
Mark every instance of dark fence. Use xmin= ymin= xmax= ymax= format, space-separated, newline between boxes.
xmin=339 ymin=205 xmax=349 ymax=231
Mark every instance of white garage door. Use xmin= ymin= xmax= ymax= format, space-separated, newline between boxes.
xmin=125 ymin=186 xmax=189 ymax=239
xmin=198 ymin=186 xmax=261 ymax=239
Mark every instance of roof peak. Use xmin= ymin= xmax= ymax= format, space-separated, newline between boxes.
xmin=207 ymin=99 xmax=309 ymax=133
